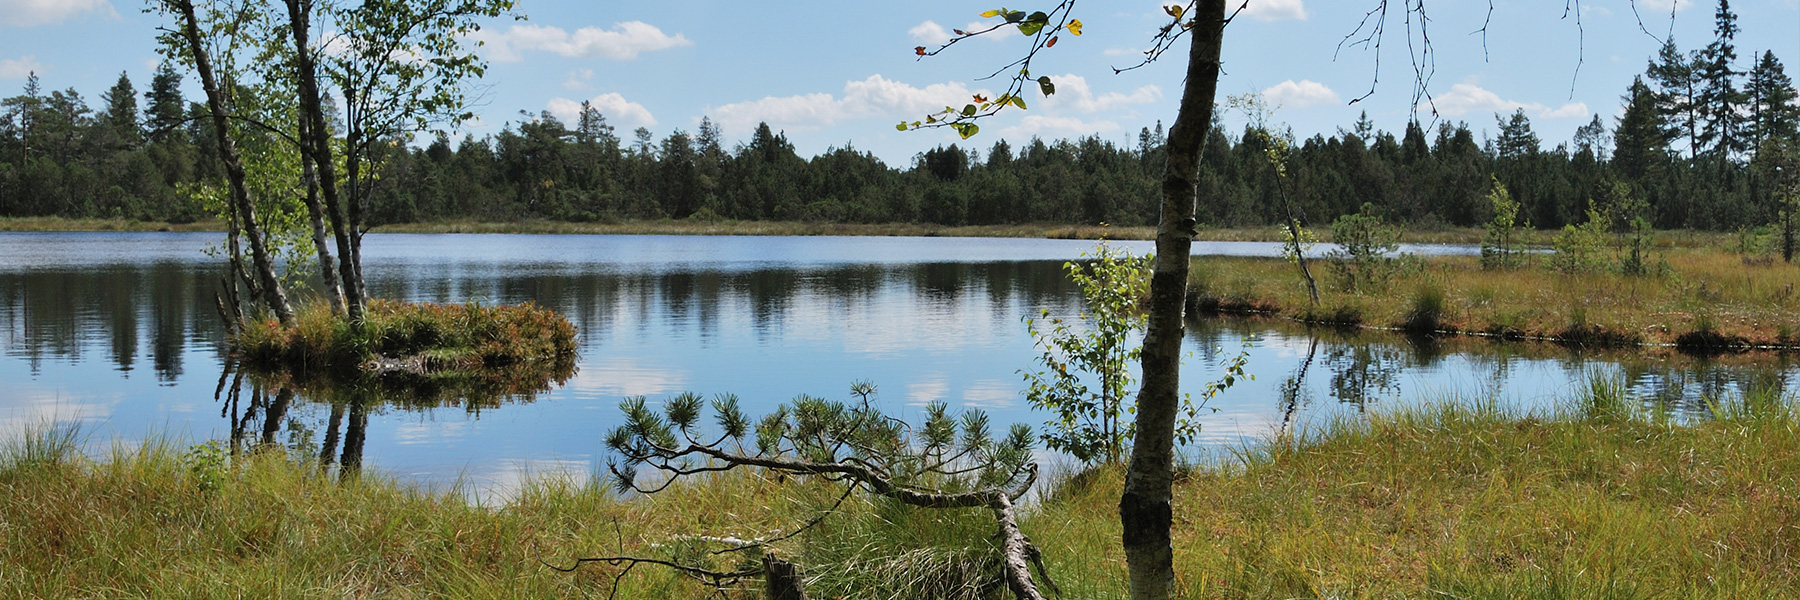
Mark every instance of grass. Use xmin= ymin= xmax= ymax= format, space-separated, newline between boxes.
xmin=0 ymin=216 xmax=225 ymax=232
xmin=5 ymin=386 xmax=1799 ymax=598
xmin=1189 ymin=246 xmax=1800 ymax=350
xmin=234 ymin=299 xmax=578 ymax=375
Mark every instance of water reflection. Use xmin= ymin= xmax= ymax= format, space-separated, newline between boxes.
xmin=5 ymin=232 xmax=1800 ymax=495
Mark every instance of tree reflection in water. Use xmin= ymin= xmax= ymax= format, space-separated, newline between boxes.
xmin=217 ymin=354 xmax=576 ymax=478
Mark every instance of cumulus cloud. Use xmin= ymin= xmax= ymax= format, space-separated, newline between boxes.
xmin=706 ymin=73 xmax=1158 ymax=137
xmin=0 ymin=55 xmax=44 ymax=78
xmin=1425 ymin=83 xmax=1588 ymax=120
xmin=0 ymin=0 xmax=114 ymax=27
xmin=546 ymin=92 xmax=657 ymax=128
xmin=1239 ymin=0 xmax=1308 ymax=21
xmin=707 ymin=75 xmax=980 ymax=133
xmin=995 ymin=115 xmax=1122 ymax=139
xmin=1038 ymin=73 xmax=1162 ymax=113
xmin=1261 ymin=79 xmax=1340 ymax=109
xmin=908 ymin=20 xmax=951 ymax=45
xmin=476 ymin=22 xmax=691 ymax=62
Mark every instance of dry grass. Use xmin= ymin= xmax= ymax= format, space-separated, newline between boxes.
xmin=0 ymin=216 xmax=224 ymax=232
xmin=1190 ymin=247 xmax=1800 ymax=349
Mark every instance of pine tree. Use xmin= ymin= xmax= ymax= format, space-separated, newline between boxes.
xmin=1495 ymin=109 xmax=1539 ymax=160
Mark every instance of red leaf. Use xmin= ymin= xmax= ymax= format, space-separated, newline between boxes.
xmin=1047 ymin=35 xmax=1058 ymax=47
xmin=915 ymin=46 xmax=927 ymax=55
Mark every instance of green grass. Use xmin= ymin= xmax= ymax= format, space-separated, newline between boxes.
xmin=6 ymin=386 xmax=1799 ymax=598
xmin=1191 ymin=246 xmax=1800 ymax=349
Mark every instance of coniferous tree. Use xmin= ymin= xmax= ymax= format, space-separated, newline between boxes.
xmin=99 ymin=72 xmax=141 ymax=150
xmin=1696 ymin=0 xmax=1747 ymax=160
xmin=1747 ymin=50 xmax=1799 ymax=147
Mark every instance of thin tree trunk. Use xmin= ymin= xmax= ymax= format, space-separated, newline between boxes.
xmin=170 ymin=0 xmax=294 ymax=325
xmin=299 ymin=115 xmax=344 ymax=313
xmin=1120 ymin=2 xmax=1223 ymax=599
xmin=1281 ymin=199 xmax=1321 ymax=306
xmin=282 ymin=0 xmax=365 ymax=323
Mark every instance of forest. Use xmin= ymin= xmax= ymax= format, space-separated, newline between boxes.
xmin=1 ymin=34 xmax=1795 ymax=234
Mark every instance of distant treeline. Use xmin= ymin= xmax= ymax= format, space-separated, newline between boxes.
xmin=2 ymin=36 xmax=1796 ymax=231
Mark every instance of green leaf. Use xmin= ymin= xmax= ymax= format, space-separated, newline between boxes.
xmin=961 ymin=104 xmax=977 ymax=116
xmin=980 ymin=9 xmax=1001 ymax=18
xmin=1010 ymin=95 xmax=1028 ymax=110
xmin=954 ymin=123 xmax=980 ymax=139
xmin=896 ymin=122 xmax=908 ymax=131
xmin=1037 ymin=76 xmax=1055 ymax=96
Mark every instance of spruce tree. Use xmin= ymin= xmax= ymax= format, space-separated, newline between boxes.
xmin=99 ymin=71 xmax=140 ymax=149
xmin=1747 ymin=50 xmax=1799 ymax=148
xmin=1695 ymin=0 xmax=1746 ymax=159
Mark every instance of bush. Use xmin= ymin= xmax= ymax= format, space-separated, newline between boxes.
xmin=1548 ymin=200 xmax=1611 ymax=274
xmin=1480 ymin=177 xmax=1529 ymax=270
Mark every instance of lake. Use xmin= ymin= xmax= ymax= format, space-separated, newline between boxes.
xmin=3 ymin=232 xmax=1791 ymax=500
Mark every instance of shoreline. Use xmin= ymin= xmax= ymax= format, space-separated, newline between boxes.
xmin=0 ymin=216 xmax=1750 ymax=249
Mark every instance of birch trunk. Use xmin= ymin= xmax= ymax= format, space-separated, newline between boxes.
xmin=170 ymin=0 xmax=294 ymax=325
xmin=1120 ymin=2 xmax=1224 ymax=598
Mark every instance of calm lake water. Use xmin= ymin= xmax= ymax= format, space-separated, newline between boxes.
xmin=2 ymin=232 xmax=1791 ymax=499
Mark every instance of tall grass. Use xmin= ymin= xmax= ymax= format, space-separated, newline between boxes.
xmin=5 ymin=387 xmax=1799 ymax=598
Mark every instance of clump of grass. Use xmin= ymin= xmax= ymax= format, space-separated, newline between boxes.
xmin=1402 ymin=284 xmax=1446 ymax=334
xmin=234 ymin=299 xmax=577 ymax=375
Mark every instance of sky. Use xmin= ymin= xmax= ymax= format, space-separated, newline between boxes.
xmin=1 ymin=0 xmax=1796 ymax=166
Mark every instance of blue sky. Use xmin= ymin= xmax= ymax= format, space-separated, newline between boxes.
xmin=2 ymin=0 xmax=1795 ymax=166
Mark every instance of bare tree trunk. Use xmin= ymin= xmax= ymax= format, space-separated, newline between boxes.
xmin=169 ymin=0 xmax=294 ymax=325
xmin=762 ymin=552 xmax=807 ymax=600
xmin=282 ymin=0 xmax=366 ymax=323
xmin=1120 ymin=2 xmax=1223 ymax=599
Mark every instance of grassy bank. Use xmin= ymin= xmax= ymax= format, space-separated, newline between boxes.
xmin=1190 ymin=247 xmax=1800 ymax=350
xmin=0 ymin=216 xmax=225 ymax=232
xmin=5 ymin=389 xmax=1797 ymax=598
xmin=234 ymin=300 xmax=577 ymax=377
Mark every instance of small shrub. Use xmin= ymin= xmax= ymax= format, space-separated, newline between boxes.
xmin=1327 ymin=203 xmax=1402 ymax=293
xmin=1548 ymin=200 xmax=1612 ymax=274
xmin=1480 ymin=177 xmax=1529 ymax=270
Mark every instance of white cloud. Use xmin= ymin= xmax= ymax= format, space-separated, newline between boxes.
xmin=1261 ymin=79 xmax=1340 ymax=109
xmin=1038 ymin=73 xmax=1162 ymax=113
xmin=1425 ymin=83 xmax=1588 ymax=120
xmin=1240 ymin=0 xmax=1308 ymax=21
xmin=706 ymin=73 xmax=1156 ymax=138
xmin=0 ymin=0 xmax=114 ymax=27
xmin=0 ymin=55 xmax=44 ymax=78
xmin=546 ymin=92 xmax=657 ymax=128
xmin=1639 ymin=0 xmax=1693 ymax=12
xmin=476 ymin=22 xmax=691 ymax=62
xmin=707 ymin=75 xmax=981 ymax=133
xmin=908 ymin=20 xmax=951 ymax=45
xmin=562 ymin=68 xmax=594 ymax=90
xmin=996 ymin=115 xmax=1122 ymax=139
